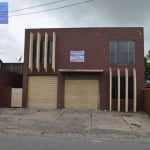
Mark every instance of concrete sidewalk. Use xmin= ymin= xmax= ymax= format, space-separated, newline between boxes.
xmin=0 ymin=108 xmax=150 ymax=142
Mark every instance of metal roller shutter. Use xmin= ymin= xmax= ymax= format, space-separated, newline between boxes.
xmin=64 ymin=78 xmax=99 ymax=109
xmin=28 ymin=76 xmax=57 ymax=108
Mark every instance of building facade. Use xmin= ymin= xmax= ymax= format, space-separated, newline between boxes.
xmin=23 ymin=27 xmax=144 ymax=112
xmin=0 ymin=59 xmax=23 ymax=74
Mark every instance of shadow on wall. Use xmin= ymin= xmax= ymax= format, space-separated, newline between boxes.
xmin=0 ymin=70 xmax=23 ymax=107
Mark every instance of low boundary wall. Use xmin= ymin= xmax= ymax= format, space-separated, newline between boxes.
xmin=143 ymin=88 xmax=150 ymax=115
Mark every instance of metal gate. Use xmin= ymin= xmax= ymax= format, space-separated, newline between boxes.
xmin=28 ymin=76 xmax=57 ymax=108
xmin=11 ymin=88 xmax=22 ymax=107
xmin=64 ymin=74 xmax=99 ymax=109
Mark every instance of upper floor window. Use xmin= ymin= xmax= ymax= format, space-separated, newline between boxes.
xmin=110 ymin=40 xmax=135 ymax=64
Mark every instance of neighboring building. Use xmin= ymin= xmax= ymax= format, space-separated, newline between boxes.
xmin=0 ymin=59 xmax=23 ymax=107
xmin=0 ymin=70 xmax=22 ymax=107
xmin=0 ymin=59 xmax=3 ymax=68
xmin=23 ymin=27 xmax=144 ymax=112
xmin=1 ymin=62 xmax=23 ymax=74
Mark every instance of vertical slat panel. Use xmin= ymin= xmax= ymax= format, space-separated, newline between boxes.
xmin=117 ymin=68 xmax=120 ymax=112
xmin=44 ymin=32 xmax=48 ymax=72
xmin=52 ymin=32 xmax=56 ymax=72
xmin=109 ymin=68 xmax=112 ymax=112
xmin=36 ymin=32 xmax=41 ymax=72
xmin=29 ymin=32 xmax=34 ymax=71
xmin=133 ymin=68 xmax=137 ymax=112
xmin=125 ymin=68 xmax=128 ymax=112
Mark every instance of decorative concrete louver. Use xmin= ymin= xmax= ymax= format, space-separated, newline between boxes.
xmin=125 ymin=68 xmax=128 ymax=112
xmin=133 ymin=68 xmax=137 ymax=112
xmin=29 ymin=32 xmax=34 ymax=72
xmin=109 ymin=68 xmax=112 ymax=112
xmin=52 ymin=32 xmax=56 ymax=72
xmin=36 ymin=32 xmax=41 ymax=72
xmin=109 ymin=68 xmax=137 ymax=112
xmin=28 ymin=31 xmax=56 ymax=72
xmin=117 ymin=68 xmax=121 ymax=112
xmin=44 ymin=32 xmax=48 ymax=72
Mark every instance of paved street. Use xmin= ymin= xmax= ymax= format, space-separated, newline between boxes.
xmin=0 ymin=134 xmax=150 ymax=150
xmin=0 ymin=108 xmax=150 ymax=142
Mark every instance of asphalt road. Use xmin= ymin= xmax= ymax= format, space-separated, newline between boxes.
xmin=0 ymin=134 xmax=149 ymax=150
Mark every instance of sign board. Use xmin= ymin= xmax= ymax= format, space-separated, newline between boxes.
xmin=70 ymin=51 xmax=85 ymax=62
xmin=0 ymin=2 xmax=8 ymax=24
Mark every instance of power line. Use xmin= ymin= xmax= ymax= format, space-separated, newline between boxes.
xmin=9 ymin=0 xmax=93 ymax=17
xmin=10 ymin=0 xmax=69 ymax=12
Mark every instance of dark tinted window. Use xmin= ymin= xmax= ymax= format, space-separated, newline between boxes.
xmin=110 ymin=41 xmax=135 ymax=64
xmin=112 ymin=76 xmax=133 ymax=99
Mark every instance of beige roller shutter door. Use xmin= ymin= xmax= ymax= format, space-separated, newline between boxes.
xmin=28 ymin=76 xmax=57 ymax=108
xmin=64 ymin=79 xmax=99 ymax=109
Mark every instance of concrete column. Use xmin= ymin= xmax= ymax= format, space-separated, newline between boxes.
xmin=125 ymin=68 xmax=128 ymax=112
xmin=109 ymin=68 xmax=112 ymax=112
xmin=117 ymin=68 xmax=120 ymax=112
xmin=44 ymin=32 xmax=48 ymax=72
xmin=29 ymin=32 xmax=34 ymax=72
xmin=52 ymin=32 xmax=56 ymax=72
xmin=133 ymin=68 xmax=137 ymax=112
xmin=36 ymin=32 xmax=41 ymax=72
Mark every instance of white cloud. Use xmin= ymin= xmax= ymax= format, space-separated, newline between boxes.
xmin=0 ymin=0 xmax=63 ymax=62
xmin=0 ymin=0 xmax=150 ymax=62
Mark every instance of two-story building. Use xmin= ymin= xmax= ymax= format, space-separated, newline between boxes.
xmin=23 ymin=27 xmax=144 ymax=112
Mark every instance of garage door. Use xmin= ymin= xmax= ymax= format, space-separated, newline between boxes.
xmin=28 ymin=76 xmax=57 ymax=108
xmin=64 ymin=75 xmax=99 ymax=109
